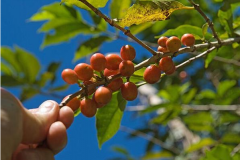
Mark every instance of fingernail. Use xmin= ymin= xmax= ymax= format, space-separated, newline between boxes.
xmin=38 ymin=101 xmax=55 ymax=113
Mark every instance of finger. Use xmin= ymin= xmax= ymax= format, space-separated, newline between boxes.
xmin=1 ymin=88 xmax=23 ymax=159
xmin=58 ymin=106 xmax=74 ymax=129
xmin=14 ymin=148 xmax=54 ymax=160
xmin=21 ymin=100 xmax=59 ymax=144
xmin=47 ymin=121 xmax=67 ymax=154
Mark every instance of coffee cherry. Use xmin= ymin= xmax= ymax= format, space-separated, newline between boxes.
xmin=83 ymin=80 xmax=96 ymax=95
xmin=61 ymin=69 xmax=79 ymax=84
xmin=119 ymin=60 xmax=134 ymax=77
xmin=92 ymin=94 xmax=105 ymax=108
xmin=104 ymin=68 xmax=119 ymax=77
xmin=120 ymin=45 xmax=136 ymax=61
xmin=106 ymin=54 xmax=122 ymax=70
xmin=181 ymin=34 xmax=195 ymax=46
xmin=94 ymin=86 xmax=112 ymax=106
xmin=144 ymin=65 xmax=161 ymax=84
xmin=107 ymin=78 xmax=123 ymax=92
xmin=63 ymin=95 xmax=80 ymax=111
xmin=80 ymin=98 xmax=97 ymax=117
xmin=166 ymin=36 xmax=181 ymax=52
xmin=90 ymin=53 xmax=106 ymax=72
xmin=74 ymin=63 xmax=93 ymax=81
xmin=157 ymin=36 xmax=168 ymax=47
xmin=157 ymin=46 xmax=169 ymax=53
xmin=159 ymin=57 xmax=175 ymax=75
xmin=121 ymin=82 xmax=138 ymax=101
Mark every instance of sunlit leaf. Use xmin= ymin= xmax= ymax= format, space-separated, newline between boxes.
xmin=112 ymin=146 xmax=129 ymax=156
xmin=96 ymin=92 xmax=126 ymax=148
xmin=74 ymin=36 xmax=110 ymax=61
xmin=110 ymin=0 xmax=131 ymax=19
xmin=186 ymin=138 xmax=216 ymax=153
xmin=61 ymin=0 xmax=108 ymax=10
xmin=118 ymin=0 xmax=193 ymax=27
xmin=217 ymin=80 xmax=236 ymax=97
xmin=142 ymin=151 xmax=173 ymax=160
xmin=15 ymin=46 xmax=41 ymax=83
xmin=200 ymin=145 xmax=232 ymax=160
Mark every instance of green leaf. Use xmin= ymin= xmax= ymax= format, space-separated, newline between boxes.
xmin=219 ymin=112 xmax=240 ymax=124
xmin=47 ymin=62 xmax=61 ymax=84
xmin=196 ymin=89 xmax=216 ymax=100
xmin=96 ymin=92 xmax=126 ymax=148
xmin=201 ymin=145 xmax=232 ymax=160
xmin=151 ymin=104 xmax=181 ymax=125
xmin=118 ymin=1 xmax=193 ymax=27
xmin=112 ymin=146 xmax=129 ymax=156
xmin=182 ymin=88 xmax=197 ymax=104
xmin=183 ymin=112 xmax=213 ymax=124
xmin=74 ymin=108 xmax=81 ymax=117
xmin=74 ymin=36 xmax=110 ymax=61
xmin=15 ymin=46 xmax=41 ymax=83
xmin=205 ymin=49 xmax=218 ymax=68
xmin=110 ymin=0 xmax=131 ymax=19
xmin=156 ymin=25 xmax=212 ymax=40
xmin=142 ymin=151 xmax=173 ymax=160
xmin=61 ymin=0 xmax=108 ymax=10
xmin=202 ymin=23 xmax=209 ymax=41
xmin=221 ymin=133 xmax=240 ymax=144
xmin=1 ymin=47 xmax=22 ymax=74
xmin=1 ymin=63 xmax=13 ymax=75
xmin=217 ymin=80 xmax=236 ymax=97
xmin=218 ymin=2 xmax=234 ymax=37
xmin=1 ymin=75 xmax=23 ymax=87
xmin=37 ymin=72 xmax=54 ymax=87
xmin=140 ymin=103 xmax=169 ymax=115
xmin=29 ymin=11 xmax=55 ymax=21
xmin=188 ymin=124 xmax=214 ymax=132
xmin=88 ymin=11 xmax=107 ymax=31
xmin=49 ymin=84 xmax=69 ymax=91
xmin=20 ymin=87 xmax=39 ymax=102
xmin=186 ymin=138 xmax=216 ymax=153
xmin=41 ymin=22 xmax=98 ymax=48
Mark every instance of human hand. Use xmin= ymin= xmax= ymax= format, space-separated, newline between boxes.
xmin=1 ymin=88 xmax=74 ymax=160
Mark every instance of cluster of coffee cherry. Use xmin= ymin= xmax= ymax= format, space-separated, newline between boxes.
xmin=61 ymin=45 xmax=138 ymax=117
xmin=143 ymin=34 xmax=195 ymax=84
xmin=61 ymin=34 xmax=195 ymax=118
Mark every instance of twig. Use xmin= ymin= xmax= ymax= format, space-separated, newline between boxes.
xmin=190 ymin=52 xmax=240 ymax=67
xmin=78 ymin=0 xmax=157 ymax=56
xmin=125 ymin=105 xmax=240 ymax=112
xmin=120 ymin=125 xmax=180 ymax=155
xmin=176 ymin=46 xmax=216 ymax=68
xmin=188 ymin=0 xmax=222 ymax=45
xmin=231 ymin=143 xmax=240 ymax=156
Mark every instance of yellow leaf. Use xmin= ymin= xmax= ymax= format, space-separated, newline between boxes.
xmin=118 ymin=0 xmax=193 ymax=27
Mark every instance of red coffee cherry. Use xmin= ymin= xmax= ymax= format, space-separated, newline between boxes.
xmin=157 ymin=46 xmax=169 ymax=53
xmin=159 ymin=57 xmax=175 ymax=75
xmin=80 ymin=98 xmax=97 ymax=118
xmin=61 ymin=69 xmax=79 ymax=84
xmin=105 ymin=54 xmax=122 ymax=70
xmin=157 ymin=36 xmax=168 ymax=47
xmin=94 ymin=86 xmax=112 ymax=106
xmin=104 ymin=68 xmax=119 ymax=77
xmin=181 ymin=33 xmax=195 ymax=46
xmin=90 ymin=53 xmax=106 ymax=72
xmin=92 ymin=93 xmax=105 ymax=108
xmin=107 ymin=78 xmax=123 ymax=92
xmin=121 ymin=82 xmax=138 ymax=101
xmin=120 ymin=45 xmax=136 ymax=61
xmin=74 ymin=63 xmax=93 ymax=81
xmin=119 ymin=60 xmax=134 ymax=77
xmin=83 ymin=80 xmax=96 ymax=95
xmin=166 ymin=36 xmax=181 ymax=52
xmin=144 ymin=65 xmax=161 ymax=84
xmin=63 ymin=95 xmax=80 ymax=111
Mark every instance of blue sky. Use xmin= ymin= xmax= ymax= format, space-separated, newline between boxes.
xmin=2 ymin=0 xmax=153 ymax=159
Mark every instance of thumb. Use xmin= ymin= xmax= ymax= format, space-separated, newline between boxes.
xmin=21 ymin=100 xmax=59 ymax=144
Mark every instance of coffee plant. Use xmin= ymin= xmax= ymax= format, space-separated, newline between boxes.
xmin=2 ymin=0 xmax=240 ymax=159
